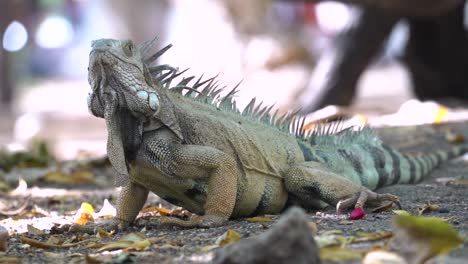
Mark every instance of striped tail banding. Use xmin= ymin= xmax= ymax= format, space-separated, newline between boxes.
xmin=382 ymin=144 xmax=468 ymax=186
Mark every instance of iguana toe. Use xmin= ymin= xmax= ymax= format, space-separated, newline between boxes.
xmin=336 ymin=189 xmax=401 ymax=214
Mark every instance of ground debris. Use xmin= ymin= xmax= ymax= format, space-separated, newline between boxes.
xmin=213 ymin=206 xmax=320 ymax=264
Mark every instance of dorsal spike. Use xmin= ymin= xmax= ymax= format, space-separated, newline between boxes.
xmin=242 ymin=98 xmax=256 ymax=116
xmin=149 ymin=64 xmax=177 ymax=75
xmin=144 ymin=44 xmax=173 ymax=65
xmin=139 ymin=36 xmax=159 ymax=57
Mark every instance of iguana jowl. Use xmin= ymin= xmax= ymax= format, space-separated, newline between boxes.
xmin=78 ymin=38 xmax=467 ymax=232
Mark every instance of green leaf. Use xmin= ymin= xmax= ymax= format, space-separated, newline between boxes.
xmin=393 ymin=215 xmax=463 ymax=263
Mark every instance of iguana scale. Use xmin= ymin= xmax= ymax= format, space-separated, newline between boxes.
xmin=74 ymin=38 xmax=468 ymax=232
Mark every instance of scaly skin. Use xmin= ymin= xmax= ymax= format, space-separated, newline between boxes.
xmin=70 ymin=38 xmax=468 ymax=234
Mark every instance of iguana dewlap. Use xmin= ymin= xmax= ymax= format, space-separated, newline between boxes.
xmin=74 ymin=38 xmax=468 ymax=233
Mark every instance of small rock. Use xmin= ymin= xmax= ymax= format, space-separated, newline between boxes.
xmin=0 ymin=225 xmax=8 ymax=252
xmin=213 ymin=207 xmax=321 ymax=264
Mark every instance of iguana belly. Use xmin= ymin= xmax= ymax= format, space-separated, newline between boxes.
xmin=129 ymin=159 xmax=289 ymax=218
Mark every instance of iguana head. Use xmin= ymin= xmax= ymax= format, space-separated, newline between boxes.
xmin=87 ymin=39 xmax=160 ymax=119
xmin=87 ymin=38 xmax=164 ymax=180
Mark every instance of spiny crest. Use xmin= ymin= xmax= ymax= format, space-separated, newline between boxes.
xmin=306 ymin=121 xmax=381 ymax=146
xmin=137 ymin=37 xmax=343 ymax=141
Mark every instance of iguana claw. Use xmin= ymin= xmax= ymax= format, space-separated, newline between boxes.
xmin=336 ymin=189 xmax=401 ymax=214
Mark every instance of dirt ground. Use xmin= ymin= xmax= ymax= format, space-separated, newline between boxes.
xmin=0 ymin=121 xmax=466 ymax=263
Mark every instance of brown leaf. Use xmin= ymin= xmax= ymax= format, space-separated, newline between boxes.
xmin=0 ymin=196 xmax=30 ymax=216
xmin=96 ymin=228 xmax=113 ymax=239
xmin=320 ymin=246 xmax=363 ymax=262
xmin=245 ymin=216 xmax=274 ymax=223
xmin=85 ymin=255 xmax=103 ymax=264
xmin=20 ymin=235 xmax=96 ymax=249
xmin=19 ymin=236 xmax=54 ymax=249
xmin=46 ymin=235 xmax=63 ymax=245
xmin=74 ymin=202 xmax=95 ymax=225
xmin=27 ymin=224 xmax=45 ymax=235
xmin=96 ymin=233 xmax=153 ymax=252
xmin=216 ymin=230 xmax=241 ymax=246
xmin=392 ymin=210 xmax=411 ymax=216
xmin=0 ymin=257 xmax=22 ymax=263
xmin=371 ymin=202 xmax=394 ymax=213
xmin=9 ymin=178 xmax=27 ymax=196
xmin=75 ymin=212 xmax=95 ymax=225
xmin=417 ymin=202 xmax=440 ymax=216
xmin=43 ymin=168 xmax=95 ymax=185
xmin=444 ymin=129 xmax=465 ymax=144
xmin=354 ymin=231 xmax=393 ymax=243
xmin=141 ymin=206 xmax=171 ymax=216
xmin=447 ymin=179 xmax=468 ymax=186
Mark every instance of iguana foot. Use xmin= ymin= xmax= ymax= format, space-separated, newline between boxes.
xmin=65 ymin=218 xmax=129 ymax=234
xmin=336 ymin=189 xmax=401 ymax=214
xmin=160 ymin=215 xmax=227 ymax=228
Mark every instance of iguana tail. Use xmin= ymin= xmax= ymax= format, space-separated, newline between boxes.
xmin=382 ymin=144 xmax=468 ymax=186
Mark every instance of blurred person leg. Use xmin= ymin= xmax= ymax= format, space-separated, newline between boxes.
xmin=404 ymin=1 xmax=468 ymax=104
xmin=298 ymin=7 xmax=398 ymax=113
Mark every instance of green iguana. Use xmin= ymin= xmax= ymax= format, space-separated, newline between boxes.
xmin=72 ymin=37 xmax=467 ymax=233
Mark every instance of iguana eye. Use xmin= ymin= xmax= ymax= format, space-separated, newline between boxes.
xmin=123 ymin=41 xmax=134 ymax=57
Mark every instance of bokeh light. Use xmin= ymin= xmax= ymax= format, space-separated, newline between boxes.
xmin=35 ymin=15 xmax=74 ymax=49
xmin=2 ymin=20 xmax=28 ymax=52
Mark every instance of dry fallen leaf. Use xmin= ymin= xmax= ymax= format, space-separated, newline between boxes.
xmin=75 ymin=212 xmax=95 ymax=225
xmin=141 ymin=206 xmax=172 ymax=216
xmin=46 ymin=235 xmax=63 ymax=245
xmin=417 ymin=202 xmax=440 ymax=216
xmin=0 ymin=257 xmax=22 ymax=263
xmin=216 ymin=230 xmax=241 ymax=246
xmin=74 ymin=202 xmax=95 ymax=225
xmin=27 ymin=224 xmax=45 ymax=236
xmin=96 ymin=232 xmax=154 ymax=252
xmin=314 ymin=234 xmax=348 ymax=248
xmin=42 ymin=168 xmax=95 ymax=185
xmin=19 ymin=236 xmax=54 ymax=249
xmin=447 ymin=179 xmax=468 ymax=186
xmin=85 ymin=254 xmax=104 ymax=264
xmin=19 ymin=235 xmax=95 ymax=249
xmin=354 ymin=231 xmax=393 ymax=243
xmin=393 ymin=215 xmax=464 ymax=263
xmin=0 ymin=196 xmax=30 ymax=216
xmin=96 ymin=199 xmax=116 ymax=218
xmin=245 ymin=216 xmax=274 ymax=223
xmin=371 ymin=202 xmax=394 ymax=213
xmin=96 ymin=228 xmax=113 ymax=239
xmin=392 ymin=210 xmax=411 ymax=216
xmin=9 ymin=178 xmax=28 ymax=196
xmin=444 ymin=129 xmax=465 ymax=144
xmin=320 ymin=246 xmax=363 ymax=262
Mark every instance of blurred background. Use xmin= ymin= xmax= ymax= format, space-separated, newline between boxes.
xmin=0 ymin=0 xmax=465 ymax=160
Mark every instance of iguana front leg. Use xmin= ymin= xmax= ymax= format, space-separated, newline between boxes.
xmin=284 ymin=161 xmax=399 ymax=213
xmin=147 ymin=142 xmax=239 ymax=227
xmin=69 ymin=182 xmax=149 ymax=234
